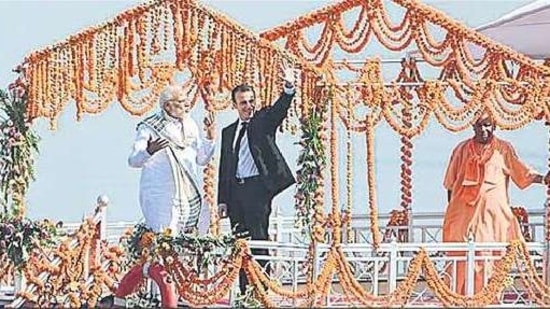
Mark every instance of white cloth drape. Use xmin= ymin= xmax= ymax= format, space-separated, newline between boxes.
xmin=128 ymin=115 xmax=215 ymax=235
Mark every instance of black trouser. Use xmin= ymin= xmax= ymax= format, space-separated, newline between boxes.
xmin=228 ymin=176 xmax=272 ymax=294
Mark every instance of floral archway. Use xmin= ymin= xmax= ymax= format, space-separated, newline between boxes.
xmin=260 ymin=0 xmax=550 ymax=247
xmin=3 ymin=0 xmax=550 ymax=307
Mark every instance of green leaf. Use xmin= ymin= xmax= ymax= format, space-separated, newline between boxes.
xmin=0 ymin=86 xmax=39 ymax=215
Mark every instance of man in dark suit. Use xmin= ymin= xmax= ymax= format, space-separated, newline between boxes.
xmin=217 ymin=68 xmax=296 ymax=294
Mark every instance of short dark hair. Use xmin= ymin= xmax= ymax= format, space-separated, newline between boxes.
xmin=231 ymin=84 xmax=255 ymax=103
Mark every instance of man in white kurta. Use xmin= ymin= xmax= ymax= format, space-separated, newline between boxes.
xmin=128 ymin=86 xmax=215 ymax=235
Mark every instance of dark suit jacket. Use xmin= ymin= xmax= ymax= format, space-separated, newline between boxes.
xmin=217 ymin=91 xmax=296 ymax=206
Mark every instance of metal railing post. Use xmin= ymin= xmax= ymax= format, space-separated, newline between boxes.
xmin=96 ymin=195 xmax=109 ymax=242
xmin=407 ymin=207 xmax=414 ymax=242
xmin=466 ymin=232 xmax=476 ymax=296
xmin=276 ymin=205 xmax=283 ymax=243
xmin=544 ymin=198 xmax=550 ymax=285
xmin=388 ymin=236 xmax=398 ymax=292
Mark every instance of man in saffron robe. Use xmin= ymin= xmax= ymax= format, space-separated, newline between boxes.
xmin=442 ymin=112 xmax=550 ymax=295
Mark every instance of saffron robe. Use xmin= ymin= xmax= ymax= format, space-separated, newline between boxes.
xmin=442 ymin=137 xmax=538 ymax=295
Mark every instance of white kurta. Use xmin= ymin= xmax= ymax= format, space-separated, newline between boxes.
xmin=128 ymin=114 xmax=215 ymax=235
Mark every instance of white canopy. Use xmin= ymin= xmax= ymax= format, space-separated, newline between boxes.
xmin=476 ymin=0 xmax=550 ymax=60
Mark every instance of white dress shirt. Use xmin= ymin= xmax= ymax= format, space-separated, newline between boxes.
xmin=128 ymin=114 xmax=215 ymax=234
xmin=233 ymin=119 xmax=259 ymax=178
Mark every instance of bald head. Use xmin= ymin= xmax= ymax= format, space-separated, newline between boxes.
xmin=159 ymin=85 xmax=189 ymax=120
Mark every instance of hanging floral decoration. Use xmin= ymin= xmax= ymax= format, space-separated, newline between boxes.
xmin=0 ymin=214 xmax=63 ymax=287
xmin=261 ymin=0 xmax=550 ymax=248
xmin=116 ymin=223 xmax=242 ymax=307
xmin=19 ymin=0 xmax=318 ymax=127
xmin=0 ymin=71 xmax=39 ymax=218
xmin=294 ymin=99 xmax=328 ymax=241
xmin=511 ymin=206 xmax=532 ymax=241
xmin=5 ymin=0 xmax=550 ymax=307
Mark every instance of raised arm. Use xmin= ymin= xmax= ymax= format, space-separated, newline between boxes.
xmin=263 ymin=86 xmax=296 ymax=131
xmin=195 ymin=138 xmax=215 ymax=166
xmin=263 ymin=68 xmax=297 ymax=130
xmin=184 ymin=117 xmax=215 ymax=166
xmin=198 ymin=114 xmax=216 ymax=166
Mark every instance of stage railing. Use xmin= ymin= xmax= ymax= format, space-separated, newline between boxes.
xmin=3 ymin=199 xmax=548 ymax=307
xmin=242 ymin=239 xmax=545 ymax=307
xmin=60 ymin=206 xmax=547 ymax=246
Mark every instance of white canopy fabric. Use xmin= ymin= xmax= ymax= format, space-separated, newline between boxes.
xmin=476 ymin=0 xmax=550 ymax=60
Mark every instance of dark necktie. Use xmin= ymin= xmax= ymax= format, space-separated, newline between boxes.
xmin=233 ymin=122 xmax=248 ymax=176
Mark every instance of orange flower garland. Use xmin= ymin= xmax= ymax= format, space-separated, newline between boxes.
xmin=7 ymin=220 xmax=550 ymax=308
xmin=261 ymin=0 xmax=550 ymax=135
xmin=366 ymin=116 xmax=383 ymax=248
xmin=21 ymin=0 xmax=319 ymax=127
xmin=10 ymin=215 xmax=126 ymax=308
xmin=9 ymin=0 xmax=550 ymax=307
xmin=511 ymin=206 xmax=531 ymax=241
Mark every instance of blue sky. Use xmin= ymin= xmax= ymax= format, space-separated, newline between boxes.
xmin=1 ymin=0 xmax=547 ymax=224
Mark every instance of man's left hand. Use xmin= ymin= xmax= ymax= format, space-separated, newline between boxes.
xmin=544 ymin=171 xmax=550 ymax=185
xmin=280 ymin=62 xmax=297 ymax=88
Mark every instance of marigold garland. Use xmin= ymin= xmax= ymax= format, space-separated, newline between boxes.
xmin=20 ymin=0 xmax=319 ymax=129
xmin=329 ymin=85 xmax=341 ymax=239
xmin=11 ymin=214 xmax=126 ymax=308
xmin=261 ymin=0 xmax=550 ymax=135
xmin=366 ymin=116 xmax=383 ymax=248
xmin=8 ymin=0 xmax=550 ymax=307
xmin=5 ymin=215 xmax=550 ymax=308
xmin=511 ymin=206 xmax=532 ymax=241
xmin=294 ymin=93 xmax=328 ymax=241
